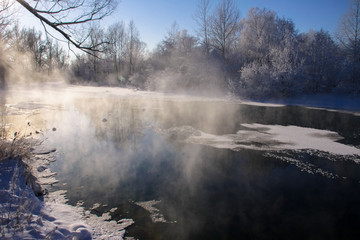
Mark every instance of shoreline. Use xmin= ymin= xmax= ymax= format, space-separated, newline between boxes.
xmin=0 ymin=143 xmax=133 ymax=239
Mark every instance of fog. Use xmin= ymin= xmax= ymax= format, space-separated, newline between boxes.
xmin=1 ymin=1 xmax=360 ymax=239
xmin=1 ymin=3 xmax=360 ymax=98
xmin=1 ymin=72 xmax=360 ymax=238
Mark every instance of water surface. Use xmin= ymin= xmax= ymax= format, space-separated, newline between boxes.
xmin=2 ymin=86 xmax=360 ymax=239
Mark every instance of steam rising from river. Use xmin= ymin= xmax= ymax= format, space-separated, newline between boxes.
xmin=2 ymin=84 xmax=360 ymax=186
xmin=2 ymin=83 xmax=360 ymax=239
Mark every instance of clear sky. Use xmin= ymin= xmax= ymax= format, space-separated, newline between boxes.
xmin=16 ymin=0 xmax=350 ymax=52
xmin=106 ymin=0 xmax=350 ymax=51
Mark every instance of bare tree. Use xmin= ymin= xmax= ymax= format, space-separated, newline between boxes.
xmin=299 ymin=30 xmax=339 ymax=92
xmin=45 ymin=38 xmax=68 ymax=73
xmin=106 ymin=22 xmax=128 ymax=76
xmin=209 ymin=0 xmax=240 ymax=63
xmin=0 ymin=1 xmax=15 ymax=88
xmin=127 ymin=20 xmax=145 ymax=76
xmin=88 ymin=24 xmax=105 ymax=79
xmin=128 ymin=20 xmax=136 ymax=76
xmin=337 ymin=0 xmax=360 ymax=58
xmin=0 ymin=0 xmax=14 ymax=35
xmin=336 ymin=0 xmax=360 ymax=83
xmin=15 ymin=0 xmax=117 ymax=54
xmin=194 ymin=0 xmax=212 ymax=55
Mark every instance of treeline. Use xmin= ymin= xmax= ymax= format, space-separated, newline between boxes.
xmin=70 ymin=0 xmax=360 ymax=98
xmin=0 ymin=24 xmax=68 ymax=86
xmin=70 ymin=21 xmax=147 ymax=86
xmin=1 ymin=0 xmax=360 ymax=99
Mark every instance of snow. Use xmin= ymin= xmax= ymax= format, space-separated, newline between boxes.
xmin=135 ymin=200 xmax=175 ymax=224
xmin=245 ymin=124 xmax=360 ymax=155
xmin=262 ymin=94 xmax=360 ymax=113
xmin=239 ymin=100 xmax=285 ymax=107
xmin=0 ymin=149 xmax=134 ymax=239
xmin=184 ymin=124 xmax=360 ymax=157
xmin=170 ymin=124 xmax=360 ymax=178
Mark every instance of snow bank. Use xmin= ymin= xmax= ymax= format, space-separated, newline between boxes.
xmin=0 ymin=149 xmax=134 ymax=239
xmin=263 ymin=94 xmax=360 ymax=113
xmin=239 ymin=100 xmax=285 ymax=107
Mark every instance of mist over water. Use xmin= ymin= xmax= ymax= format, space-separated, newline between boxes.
xmin=1 ymin=0 xmax=360 ymax=238
xmin=1 ymin=84 xmax=360 ymax=239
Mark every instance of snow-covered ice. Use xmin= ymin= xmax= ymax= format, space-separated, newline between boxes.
xmin=163 ymin=124 xmax=360 ymax=179
xmin=135 ymin=200 xmax=174 ymax=223
xmin=184 ymin=124 xmax=360 ymax=157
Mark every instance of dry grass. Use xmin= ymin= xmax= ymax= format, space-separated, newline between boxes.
xmin=0 ymin=117 xmax=34 ymax=162
xmin=0 ymin=136 xmax=32 ymax=162
xmin=0 ymin=119 xmax=39 ymax=237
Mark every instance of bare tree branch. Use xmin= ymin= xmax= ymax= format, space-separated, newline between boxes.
xmin=15 ymin=0 xmax=117 ymax=54
xmin=0 ymin=0 xmax=15 ymax=33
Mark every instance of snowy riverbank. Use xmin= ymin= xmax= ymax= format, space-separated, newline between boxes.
xmin=260 ymin=94 xmax=360 ymax=112
xmin=0 ymin=145 xmax=133 ymax=239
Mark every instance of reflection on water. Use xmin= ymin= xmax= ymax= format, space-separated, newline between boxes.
xmin=1 ymin=87 xmax=360 ymax=239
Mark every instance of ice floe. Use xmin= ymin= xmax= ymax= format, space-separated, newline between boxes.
xmin=162 ymin=124 xmax=360 ymax=179
xmin=184 ymin=124 xmax=360 ymax=156
xmin=135 ymin=200 xmax=174 ymax=223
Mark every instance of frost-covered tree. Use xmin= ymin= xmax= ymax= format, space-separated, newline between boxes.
xmin=272 ymin=17 xmax=303 ymax=92
xmin=299 ymin=30 xmax=340 ymax=93
xmin=238 ymin=8 xmax=278 ymax=65
xmin=238 ymin=8 xmax=302 ymax=98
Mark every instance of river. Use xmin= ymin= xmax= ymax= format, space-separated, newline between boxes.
xmin=1 ymin=84 xmax=360 ymax=239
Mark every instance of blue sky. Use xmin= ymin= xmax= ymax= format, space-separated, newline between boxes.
xmin=17 ymin=0 xmax=350 ymax=51
xmin=107 ymin=0 xmax=349 ymax=51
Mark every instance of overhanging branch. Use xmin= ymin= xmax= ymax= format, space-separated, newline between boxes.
xmin=15 ymin=0 xmax=115 ymax=55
